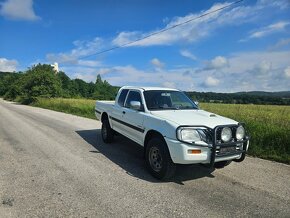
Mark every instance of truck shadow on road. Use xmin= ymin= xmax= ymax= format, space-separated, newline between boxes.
xmin=76 ymin=129 xmax=215 ymax=184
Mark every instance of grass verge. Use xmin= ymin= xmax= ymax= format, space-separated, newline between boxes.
xmin=32 ymin=98 xmax=96 ymax=119
xmin=32 ymin=98 xmax=290 ymax=164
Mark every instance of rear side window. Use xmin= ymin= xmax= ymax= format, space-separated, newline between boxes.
xmin=118 ymin=89 xmax=129 ymax=106
xmin=125 ymin=91 xmax=142 ymax=108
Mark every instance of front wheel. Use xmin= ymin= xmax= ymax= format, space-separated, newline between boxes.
xmin=101 ymin=119 xmax=114 ymax=143
xmin=145 ymin=138 xmax=176 ymax=180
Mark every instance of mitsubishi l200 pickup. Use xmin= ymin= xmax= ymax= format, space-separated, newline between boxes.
xmin=95 ymin=86 xmax=250 ymax=180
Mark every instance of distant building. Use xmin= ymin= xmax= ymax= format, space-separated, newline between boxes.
xmin=51 ymin=62 xmax=59 ymax=73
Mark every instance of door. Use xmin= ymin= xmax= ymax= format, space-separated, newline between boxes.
xmin=110 ymin=89 xmax=129 ymax=135
xmin=121 ymin=90 xmax=145 ymax=144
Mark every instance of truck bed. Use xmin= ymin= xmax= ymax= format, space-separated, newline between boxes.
xmin=95 ymin=101 xmax=115 ymax=120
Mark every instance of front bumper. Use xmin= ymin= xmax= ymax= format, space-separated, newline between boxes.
xmin=165 ymin=124 xmax=250 ymax=166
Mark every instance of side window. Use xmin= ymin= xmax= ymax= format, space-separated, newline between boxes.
xmin=125 ymin=91 xmax=142 ymax=108
xmin=118 ymin=89 xmax=129 ymax=107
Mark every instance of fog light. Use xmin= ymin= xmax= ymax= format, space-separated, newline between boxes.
xmin=221 ymin=127 xmax=232 ymax=142
xmin=236 ymin=125 xmax=245 ymax=140
xmin=188 ymin=149 xmax=201 ymax=154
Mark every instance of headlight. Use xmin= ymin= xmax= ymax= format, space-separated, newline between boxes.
xmin=177 ymin=128 xmax=201 ymax=143
xmin=221 ymin=127 xmax=232 ymax=142
xmin=176 ymin=127 xmax=211 ymax=144
xmin=236 ymin=125 xmax=245 ymax=140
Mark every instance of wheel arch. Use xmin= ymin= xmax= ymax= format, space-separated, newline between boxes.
xmin=144 ymin=130 xmax=166 ymax=155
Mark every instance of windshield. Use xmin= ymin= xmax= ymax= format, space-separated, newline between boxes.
xmin=143 ymin=90 xmax=198 ymax=110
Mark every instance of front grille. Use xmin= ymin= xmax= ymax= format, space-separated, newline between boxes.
xmin=216 ymin=143 xmax=244 ymax=156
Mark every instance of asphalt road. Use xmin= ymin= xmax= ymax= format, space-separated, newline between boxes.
xmin=0 ymin=99 xmax=289 ymax=217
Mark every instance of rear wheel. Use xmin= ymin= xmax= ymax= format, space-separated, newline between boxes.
xmin=145 ymin=137 xmax=176 ymax=180
xmin=101 ymin=119 xmax=114 ymax=143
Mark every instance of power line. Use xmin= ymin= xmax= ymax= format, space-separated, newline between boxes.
xmin=79 ymin=0 xmax=244 ymax=59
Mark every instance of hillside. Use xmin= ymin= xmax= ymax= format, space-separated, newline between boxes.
xmin=236 ymin=91 xmax=290 ymax=98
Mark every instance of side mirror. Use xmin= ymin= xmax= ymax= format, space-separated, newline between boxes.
xmin=130 ymin=101 xmax=141 ymax=110
xmin=194 ymin=101 xmax=199 ymax=107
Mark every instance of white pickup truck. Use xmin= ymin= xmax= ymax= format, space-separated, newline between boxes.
xmin=95 ymin=86 xmax=249 ymax=180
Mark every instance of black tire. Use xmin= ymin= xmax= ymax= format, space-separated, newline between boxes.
xmin=101 ymin=119 xmax=114 ymax=143
xmin=233 ymin=153 xmax=246 ymax=162
xmin=214 ymin=160 xmax=231 ymax=169
xmin=145 ymin=137 xmax=176 ymax=180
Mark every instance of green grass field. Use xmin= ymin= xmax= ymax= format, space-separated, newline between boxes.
xmin=32 ymin=98 xmax=96 ymax=119
xmin=32 ymin=98 xmax=290 ymax=164
xmin=200 ymin=103 xmax=290 ymax=164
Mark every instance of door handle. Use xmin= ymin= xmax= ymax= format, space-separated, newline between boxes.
xmin=122 ymin=111 xmax=126 ymax=114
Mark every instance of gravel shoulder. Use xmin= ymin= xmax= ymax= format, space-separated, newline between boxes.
xmin=0 ymin=99 xmax=289 ymax=217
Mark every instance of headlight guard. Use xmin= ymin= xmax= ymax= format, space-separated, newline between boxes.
xmin=175 ymin=123 xmax=250 ymax=167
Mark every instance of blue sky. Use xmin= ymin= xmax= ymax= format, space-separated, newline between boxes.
xmin=0 ymin=0 xmax=290 ymax=92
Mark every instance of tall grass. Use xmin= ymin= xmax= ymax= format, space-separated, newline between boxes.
xmin=32 ymin=98 xmax=96 ymax=119
xmin=32 ymin=98 xmax=290 ymax=164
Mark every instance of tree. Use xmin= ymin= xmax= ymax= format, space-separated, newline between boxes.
xmin=96 ymin=74 xmax=102 ymax=84
xmin=0 ymin=72 xmax=22 ymax=96
xmin=93 ymin=74 xmax=118 ymax=100
xmin=22 ymin=64 xmax=62 ymax=98
xmin=70 ymin=79 xmax=90 ymax=98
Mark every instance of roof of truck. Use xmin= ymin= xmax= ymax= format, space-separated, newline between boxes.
xmin=121 ymin=86 xmax=179 ymax=91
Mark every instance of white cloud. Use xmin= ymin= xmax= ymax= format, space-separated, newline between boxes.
xmin=47 ymin=37 xmax=104 ymax=64
xmin=0 ymin=57 xmax=18 ymax=72
xmin=111 ymin=0 xmax=287 ymax=48
xmin=112 ymin=31 xmax=141 ymax=47
xmin=285 ymin=66 xmax=290 ymax=78
xmin=73 ymin=72 xmax=98 ymax=82
xmin=204 ymin=76 xmax=220 ymax=87
xmin=268 ymin=38 xmax=290 ymax=50
xmin=61 ymin=65 xmax=111 ymax=83
xmin=249 ymin=21 xmax=290 ymax=39
xmin=184 ymin=50 xmax=290 ymax=92
xmin=46 ymin=37 xmax=104 ymax=74
xmin=162 ymin=81 xmax=176 ymax=89
xmin=180 ymin=50 xmax=197 ymax=61
xmin=208 ymin=51 xmax=290 ymax=91
xmin=205 ymin=56 xmax=228 ymax=70
xmin=150 ymin=58 xmax=164 ymax=68
xmin=253 ymin=60 xmax=272 ymax=74
xmin=258 ymin=0 xmax=290 ymax=10
xmin=112 ymin=2 xmax=228 ymax=47
xmin=0 ymin=0 xmax=40 ymax=21
xmin=227 ymin=51 xmax=289 ymax=74
xmin=91 ymin=65 xmax=196 ymax=90
xmin=78 ymin=60 xmax=102 ymax=67
xmin=95 ymin=68 xmax=112 ymax=75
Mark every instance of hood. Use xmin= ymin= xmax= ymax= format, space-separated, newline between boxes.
xmin=150 ymin=109 xmax=237 ymax=129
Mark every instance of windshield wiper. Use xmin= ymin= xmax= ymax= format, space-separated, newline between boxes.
xmin=148 ymin=106 xmax=179 ymax=110
xmin=159 ymin=106 xmax=180 ymax=110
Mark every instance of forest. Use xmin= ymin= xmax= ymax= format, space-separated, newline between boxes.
xmin=0 ymin=64 xmax=290 ymax=105
xmin=0 ymin=64 xmax=118 ymax=103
